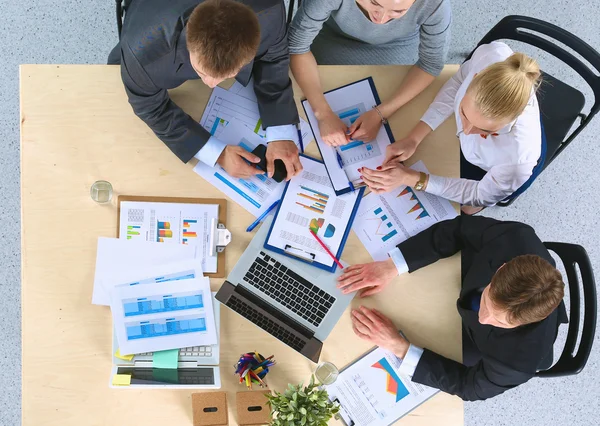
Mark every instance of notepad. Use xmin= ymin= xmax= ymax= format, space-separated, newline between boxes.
xmin=114 ymin=349 xmax=134 ymax=361
xmin=152 ymin=349 xmax=179 ymax=369
xmin=112 ymin=374 xmax=131 ymax=386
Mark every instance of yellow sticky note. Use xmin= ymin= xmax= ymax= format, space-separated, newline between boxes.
xmin=115 ymin=349 xmax=134 ymax=361
xmin=112 ymin=374 xmax=131 ymax=386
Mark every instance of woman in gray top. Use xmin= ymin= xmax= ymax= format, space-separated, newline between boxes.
xmin=289 ymin=0 xmax=451 ymax=146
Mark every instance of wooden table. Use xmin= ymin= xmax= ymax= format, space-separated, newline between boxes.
xmin=20 ymin=64 xmax=462 ymax=425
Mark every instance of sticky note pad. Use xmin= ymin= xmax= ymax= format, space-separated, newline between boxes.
xmin=112 ymin=374 xmax=131 ymax=386
xmin=152 ymin=349 xmax=179 ymax=369
xmin=115 ymin=349 xmax=134 ymax=361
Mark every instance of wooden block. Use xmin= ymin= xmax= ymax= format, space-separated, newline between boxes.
xmin=192 ymin=392 xmax=228 ymax=426
xmin=236 ymin=391 xmax=272 ymax=425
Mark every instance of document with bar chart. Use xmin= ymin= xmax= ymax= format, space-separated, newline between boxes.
xmin=194 ymin=121 xmax=285 ymax=217
xmin=325 ymin=347 xmax=438 ymax=426
xmin=110 ymin=267 xmax=217 ymax=355
xmin=302 ymin=77 xmax=394 ymax=195
xmin=264 ymin=155 xmax=364 ymax=272
xmin=119 ymin=201 xmax=219 ymax=273
xmin=352 ymin=161 xmax=457 ymax=261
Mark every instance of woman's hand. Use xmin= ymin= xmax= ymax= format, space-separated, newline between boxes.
xmin=360 ymin=163 xmax=420 ymax=194
xmin=317 ymin=111 xmax=349 ymax=147
xmin=337 ymin=259 xmax=398 ymax=297
xmin=383 ymin=136 xmax=420 ymax=163
xmin=351 ymin=306 xmax=410 ymax=358
xmin=347 ymin=109 xmax=382 ymax=142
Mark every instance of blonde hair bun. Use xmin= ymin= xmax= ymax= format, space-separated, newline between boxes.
xmin=467 ymin=51 xmax=542 ymax=121
xmin=506 ymin=52 xmax=542 ymax=84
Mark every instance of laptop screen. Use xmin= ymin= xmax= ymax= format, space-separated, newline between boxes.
xmin=116 ymin=367 xmax=215 ymax=385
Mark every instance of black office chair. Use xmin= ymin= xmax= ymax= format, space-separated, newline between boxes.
xmin=535 ymin=242 xmax=597 ymax=378
xmin=467 ymin=16 xmax=600 ymax=206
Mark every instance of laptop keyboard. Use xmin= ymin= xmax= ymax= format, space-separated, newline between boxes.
xmin=226 ymin=294 xmax=307 ymax=352
xmin=243 ymin=252 xmax=336 ymax=327
xmin=137 ymin=346 xmax=212 ymax=358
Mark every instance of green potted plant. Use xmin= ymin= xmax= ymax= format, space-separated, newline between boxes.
xmin=266 ymin=375 xmax=340 ymax=426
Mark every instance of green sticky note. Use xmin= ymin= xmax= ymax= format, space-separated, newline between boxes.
xmin=152 ymin=368 xmax=179 ymax=384
xmin=152 ymin=349 xmax=179 ymax=369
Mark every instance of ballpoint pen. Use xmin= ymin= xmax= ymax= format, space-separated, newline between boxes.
xmin=309 ymin=230 xmax=344 ymax=269
xmin=246 ymin=200 xmax=280 ymax=232
xmin=336 ymin=150 xmax=356 ymax=192
xmin=297 ymin=124 xmax=304 ymax=153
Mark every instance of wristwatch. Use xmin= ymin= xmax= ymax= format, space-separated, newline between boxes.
xmin=414 ymin=172 xmax=429 ymax=191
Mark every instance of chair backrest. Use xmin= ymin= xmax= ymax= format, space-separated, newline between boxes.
xmin=473 ymin=16 xmax=600 ymax=165
xmin=536 ymin=242 xmax=597 ymax=378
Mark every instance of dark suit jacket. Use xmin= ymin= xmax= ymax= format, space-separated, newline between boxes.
xmin=112 ymin=0 xmax=299 ymax=163
xmin=396 ymin=216 xmax=568 ymax=401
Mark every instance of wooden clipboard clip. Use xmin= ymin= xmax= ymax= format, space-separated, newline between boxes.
xmin=284 ymin=244 xmax=315 ymax=262
xmin=210 ymin=218 xmax=231 ymax=256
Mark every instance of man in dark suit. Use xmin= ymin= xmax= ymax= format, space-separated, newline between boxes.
xmin=108 ymin=0 xmax=302 ymax=179
xmin=337 ymin=216 xmax=568 ymax=401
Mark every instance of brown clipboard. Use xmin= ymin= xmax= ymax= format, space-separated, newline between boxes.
xmin=117 ymin=195 xmax=227 ymax=278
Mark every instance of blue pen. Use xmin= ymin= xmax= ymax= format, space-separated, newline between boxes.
xmin=246 ymin=201 xmax=280 ymax=232
xmin=297 ymin=124 xmax=304 ymax=153
xmin=336 ymin=151 xmax=356 ymax=193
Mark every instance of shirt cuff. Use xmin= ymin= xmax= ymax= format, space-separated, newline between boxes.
xmin=388 ymin=247 xmax=409 ymax=275
xmin=420 ymin=111 xmax=444 ymax=132
xmin=398 ymin=344 xmax=424 ymax=378
xmin=424 ymin=174 xmax=446 ymax=196
xmin=194 ymin=136 xmax=227 ymax=167
xmin=266 ymin=124 xmax=298 ymax=145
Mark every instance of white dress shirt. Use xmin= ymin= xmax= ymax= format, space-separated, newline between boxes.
xmin=420 ymin=42 xmax=542 ymax=207
xmin=386 ymin=246 xmax=425 ymax=378
xmin=194 ymin=124 xmax=298 ymax=167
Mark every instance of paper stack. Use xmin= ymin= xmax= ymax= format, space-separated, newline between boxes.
xmin=92 ymin=238 xmax=218 ymax=356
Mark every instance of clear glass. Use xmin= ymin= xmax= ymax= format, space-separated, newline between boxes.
xmin=90 ymin=180 xmax=113 ymax=204
xmin=315 ymin=361 xmax=339 ymax=385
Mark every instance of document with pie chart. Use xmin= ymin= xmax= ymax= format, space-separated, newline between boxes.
xmin=352 ymin=161 xmax=458 ymax=262
xmin=325 ymin=347 xmax=438 ymax=426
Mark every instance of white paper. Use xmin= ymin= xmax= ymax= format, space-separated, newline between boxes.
xmin=352 ymin=161 xmax=457 ymax=261
xmin=266 ymin=156 xmax=361 ymax=267
xmin=92 ymin=238 xmax=200 ymax=306
xmin=118 ymin=201 xmax=219 ymax=273
xmin=325 ymin=347 xmax=438 ymax=426
xmin=194 ymin=121 xmax=287 ymax=217
xmin=302 ymin=79 xmax=393 ymax=193
xmin=110 ymin=262 xmax=217 ymax=355
xmin=227 ymin=79 xmax=314 ymax=146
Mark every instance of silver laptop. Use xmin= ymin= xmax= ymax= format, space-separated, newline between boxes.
xmin=216 ymin=216 xmax=355 ymax=363
xmin=110 ymin=293 xmax=221 ymax=389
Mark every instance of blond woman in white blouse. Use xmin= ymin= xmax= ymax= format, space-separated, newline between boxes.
xmin=360 ymin=42 xmax=545 ymax=214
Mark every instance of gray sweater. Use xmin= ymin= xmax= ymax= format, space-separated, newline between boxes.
xmin=288 ymin=0 xmax=451 ymax=74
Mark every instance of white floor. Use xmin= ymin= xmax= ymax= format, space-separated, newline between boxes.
xmin=2 ymin=1 xmax=599 ymax=425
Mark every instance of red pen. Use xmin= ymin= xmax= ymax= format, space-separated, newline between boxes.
xmin=309 ymin=230 xmax=344 ymax=269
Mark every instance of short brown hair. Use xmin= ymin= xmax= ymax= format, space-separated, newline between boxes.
xmin=489 ymin=255 xmax=564 ymax=325
xmin=187 ymin=0 xmax=261 ymax=78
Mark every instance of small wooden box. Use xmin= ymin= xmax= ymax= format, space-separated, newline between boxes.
xmin=236 ymin=391 xmax=272 ymax=425
xmin=192 ymin=392 xmax=228 ymax=426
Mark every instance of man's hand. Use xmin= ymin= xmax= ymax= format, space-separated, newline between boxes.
xmin=216 ymin=145 xmax=263 ymax=179
xmin=347 ymin=109 xmax=382 ymax=142
xmin=317 ymin=111 xmax=349 ymax=147
xmin=361 ymin=163 xmax=420 ymax=194
xmin=266 ymin=140 xmax=302 ymax=180
xmin=352 ymin=306 xmax=410 ymax=358
xmin=337 ymin=259 xmax=398 ymax=297
xmin=383 ymin=136 xmax=420 ymax=164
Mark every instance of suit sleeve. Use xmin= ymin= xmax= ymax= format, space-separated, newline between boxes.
xmin=252 ymin=4 xmax=299 ymax=129
xmin=396 ymin=215 xmax=524 ymax=272
xmin=412 ymin=349 xmax=534 ymax=401
xmin=120 ymin=42 xmax=211 ymax=163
